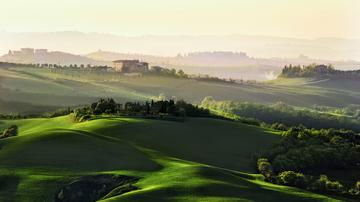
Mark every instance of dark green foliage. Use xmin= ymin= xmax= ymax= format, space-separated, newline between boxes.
xmin=1 ymin=125 xmax=18 ymax=139
xmin=73 ymin=98 xmax=212 ymax=122
xmin=280 ymin=64 xmax=360 ymax=80
xmin=310 ymin=175 xmax=344 ymax=193
xmin=257 ymin=158 xmax=274 ymax=180
xmin=257 ymin=126 xmax=360 ymax=199
xmin=276 ymin=172 xmax=345 ymax=194
xmin=270 ymin=123 xmax=288 ymax=131
xmin=265 ymin=127 xmax=360 ymax=172
xmin=0 ymin=113 xmax=37 ymax=119
xmin=278 ymin=171 xmax=308 ymax=188
xmin=147 ymin=66 xmax=188 ymax=78
xmin=175 ymin=100 xmax=211 ymax=117
xmin=73 ymin=107 xmax=92 ymax=122
xmin=147 ymin=66 xmax=235 ymax=83
xmin=91 ymin=98 xmax=118 ymax=115
xmin=45 ymin=108 xmax=72 ymax=118
xmin=201 ymin=98 xmax=360 ymax=132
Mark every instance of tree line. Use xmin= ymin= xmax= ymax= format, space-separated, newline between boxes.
xmin=200 ymin=97 xmax=360 ymax=132
xmin=73 ymin=98 xmax=213 ymax=122
xmin=256 ymin=126 xmax=360 ymax=199
xmin=0 ymin=62 xmax=111 ymax=71
xmin=280 ymin=64 xmax=360 ymax=80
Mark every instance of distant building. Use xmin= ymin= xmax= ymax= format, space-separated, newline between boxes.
xmin=112 ymin=60 xmax=149 ymax=73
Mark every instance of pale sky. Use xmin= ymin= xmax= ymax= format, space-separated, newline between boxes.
xmin=1 ymin=0 xmax=360 ymax=39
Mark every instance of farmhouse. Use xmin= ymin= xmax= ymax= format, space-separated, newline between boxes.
xmin=112 ymin=60 xmax=149 ymax=73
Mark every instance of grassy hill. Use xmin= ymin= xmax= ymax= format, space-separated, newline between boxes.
xmin=0 ymin=115 xmax=341 ymax=201
xmin=1 ymin=66 xmax=360 ymax=115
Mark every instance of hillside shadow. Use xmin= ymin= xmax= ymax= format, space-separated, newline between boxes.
xmin=0 ymin=175 xmax=20 ymax=202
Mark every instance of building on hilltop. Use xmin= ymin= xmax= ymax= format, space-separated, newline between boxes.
xmin=112 ymin=60 xmax=149 ymax=73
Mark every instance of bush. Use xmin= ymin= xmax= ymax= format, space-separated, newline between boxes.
xmin=46 ymin=108 xmax=72 ymax=118
xmin=349 ymin=181 xmax=360 ymax=196
xmin=278 ymin=171 xmax=308 ymax=188
xmin=257 ymin=158 xmax=273 ymax=176
xmin=257 ymin=158 xmax=277 ymax=182
xmin=310 ymin=175 xmax=344 ymax=193
xmin=1 ymin=125 xmax=18 ymax=139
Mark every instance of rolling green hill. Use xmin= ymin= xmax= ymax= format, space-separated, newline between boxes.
xmin=1 ymin=66 xmax=360 ymax=115
xmin=0 ymin=115 xmax=341 ymax=201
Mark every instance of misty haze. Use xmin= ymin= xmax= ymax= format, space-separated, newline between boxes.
xmin=0 ymin=1 xmax=360 ymax=202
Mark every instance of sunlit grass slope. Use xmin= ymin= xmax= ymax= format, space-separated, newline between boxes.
xmin=0 ymin=116 xmax=340 ymax=201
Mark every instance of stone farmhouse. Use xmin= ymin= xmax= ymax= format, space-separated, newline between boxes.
xmin=112 ymin=60 xmax=149 ymax=73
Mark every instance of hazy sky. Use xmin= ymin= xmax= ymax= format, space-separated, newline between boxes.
xmin=1 ymin=0 xmax=359 ymax=39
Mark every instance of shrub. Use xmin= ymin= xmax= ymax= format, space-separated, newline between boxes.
xmin=326 ymin=181 xmax=344 ymax=192
xmin=278 ymin=171 xmax=307 ymax=188
xmin=257 ymin=158 xmax=276 ymax=182
xmin=257 ymin=159 xmax=272 ymax=176
xmin=272 ymin=155 xmax=297 ymax=173
xmin=1 ymin=125 xmax=18 ymax=138
xmin=310 ymin=175 xmax=344 ymax=193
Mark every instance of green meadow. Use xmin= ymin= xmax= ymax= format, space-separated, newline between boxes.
xmin=1 ymin=67 xmax=360 ymax=114
xmin=1 ymin=65 xmax=359 ymax=201
xmin=0 ymin=115 xmax=341 ymax=201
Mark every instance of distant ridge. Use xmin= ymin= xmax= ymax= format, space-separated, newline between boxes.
xmin=0 ymin=48 xmax=109 ymax=66
xmin=2 ymin=47 xmax=360 ymax=80
xmin=1 ymin=31 xmax=360 ymax=60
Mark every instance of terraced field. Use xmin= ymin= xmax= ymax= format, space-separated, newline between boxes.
xmin=0 ymin=116 xmax=341 ymax=201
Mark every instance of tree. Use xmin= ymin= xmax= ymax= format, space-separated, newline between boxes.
xmin=257 ymin=158 xmax=273 ymax=179
xmin=177 ymin=69 xmax=187 ymax=78
xmin=1 ymin=125 xmax=18 ymax=138
xmin=278 ymin=171 xmax=308 ymax=188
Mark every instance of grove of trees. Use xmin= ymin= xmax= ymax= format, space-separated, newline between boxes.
xmin=280 ymin=64 xmax=360 ymax=80
xmin=201 ymin=97 xmax=360 ymax=132
xmin=73 ymin=98 xmax=212 ymax=122
xmin=256 ymin=126 xmax=360 ymax=199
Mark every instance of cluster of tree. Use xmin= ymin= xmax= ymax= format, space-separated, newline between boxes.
xmin=44 ymin=108 xmax=73 ymax=118
xmin=192 ymin=74 xmax=236 ymax=84
xmin=73 ymin=98 xmax=212 ymax=122
xmin=312 ymin=104 xmax=360 ymax=120
xmin=280 ymin=64 xmax=360 ymax=80
xmin=146 ymin=66 xmax=188 ymax=78
xmin=0 ymin=62 xmax=33 ymax=68
xmin=256 ymin=126 xmax=360 ymax=198
xmin=258 ymin=162 xmax=360 ymax=198
xmin=146 ymin=66 xmax=237 ymax=84
xmin=200 ymin=97 xmax=360 ymax=132
xmin=0 ymin=108 xmax=73 ymax=120
xmin=0 ymin=125 xmax=18 ymax=139
xmin=0 ymin=113 xmax=40 ymax=120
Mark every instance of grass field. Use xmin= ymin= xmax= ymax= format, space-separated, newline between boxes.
xmin=0 ymin=115 xmax=342 ymax=201
xmin=1 ymin=67 xmax=360 ymax=114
